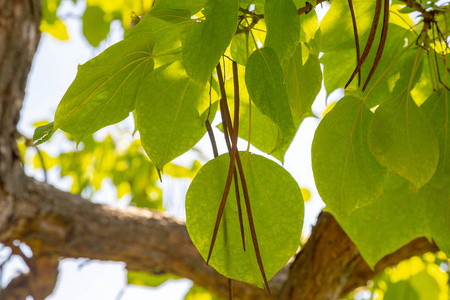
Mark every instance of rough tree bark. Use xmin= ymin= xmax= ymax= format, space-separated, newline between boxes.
xmin=0 ymin=1 xmax=438 ymax=299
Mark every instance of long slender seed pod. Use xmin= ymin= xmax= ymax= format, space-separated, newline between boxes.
xmin=347 ymin=0 xmax=362 ymax=86
xmin=217 ymin=63 xmax=271 ymax=293
xmin=362 ymin=0 xmax=390 ymax=91
xmin=232 ymin=61 xmax=246 ymax=251
xmin=345 ymin=0 xmax=382 ymax=88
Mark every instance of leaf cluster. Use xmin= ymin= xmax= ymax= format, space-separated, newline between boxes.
xmin=34 ymin=0 xmax=450 ymax=294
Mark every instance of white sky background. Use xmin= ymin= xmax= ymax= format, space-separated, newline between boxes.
xmin=2 ymin=1 xmax=334 ymax=299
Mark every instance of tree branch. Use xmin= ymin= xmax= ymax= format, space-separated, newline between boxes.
xmin=0 ymin=175 xmax=438 ymax=299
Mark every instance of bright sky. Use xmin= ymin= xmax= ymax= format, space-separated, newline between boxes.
xmin=2 ymin=1 xmax=333 ymax=299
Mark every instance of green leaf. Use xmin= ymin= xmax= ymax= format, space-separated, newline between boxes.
xmin=221 ymin=65 xmax=288 ymax=162
xmin=245 ymin=47 xmax=295 ymax=150
xmin=127 ymin=270 xmax=176 ymax=287
xmin=152 ymin=0 xmax=205 ymax=14
xmin=264 ymin=0 xmax=300 ymax=61
xmin=282 ymin=43 xmax=322 ymax=118
xmin=184 ymin=284 xmax=224 ymax=300
xmin=126 ymin=8 xmax=193 ymax=57
xmin=299 ymin=8 xmax=319 ymax=43
xmin=186 ymin=152 xmax=303 ymax=287
xmin=135 ymin=62 xmax=215 ymax=170
xmin=319 ymin=0 xmax=375 ymax=52
xmin=384 ymin=281 xmax=420 ymax=300
xmin=230 ymin=32 xmax=254 ymax=66
xmin=321 ymin=24 xmax=420 ymax=108
xmin=54 ymin=36 xmax=154 ymax=142
xmin=221 ymin=61 xmax=302 ymax=162
xmin=421 ymin=89 xmax=450 ymax=188
xmin=181 ymin=0 xmax=239 ymax=84
xmin=82 ymin=6 xmax=111 ymax=47
xmin=368 ymin=91 xmax=439 ymax=189
xmin=336 ymin=172 xmax=427 ymax=268
xmin=312 ymin=96 xmax=387 ymax=217
xmin=423 ymin=183 xmax=450 ymax=255
xmin=33 ymin=122 xmax=55 ymax=146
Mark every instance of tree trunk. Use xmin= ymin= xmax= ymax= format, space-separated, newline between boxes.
xmin=0 ymin=1 xmax=438 ymax=299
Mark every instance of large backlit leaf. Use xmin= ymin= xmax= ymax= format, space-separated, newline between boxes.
xmin=245 ymin=47 xmax=295 ymax=150
xmin=312 ymin=96 xmax=387 ymax=217
xmin=264 ymin=0 xmax=300 ymax=61
xmin=181 ymin=0 xmax=239 ymax=84
xmin=135 ymin=62 xmax=215 ymax=171
xmin=186 ymin=152 xmax=303 ymax=287
xmin=368 ymin=91 xmax=439 ymax=188
xmin=54 ymin=35 xmax=154 ymax=142
xmin=336 ymin=172 xmax=427 ymax=268
xmin=282 ymin=43 xmax=322 ymax=118
xmin=422 ymin=89 xmax=450 ymax=188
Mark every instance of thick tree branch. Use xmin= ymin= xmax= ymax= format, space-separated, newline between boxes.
xmin=278 ymin=212 xmax=437 ymax=300
xmin=0 ymin=176 xmax=438 ymax=299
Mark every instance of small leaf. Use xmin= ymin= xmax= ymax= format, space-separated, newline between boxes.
xmin=127 ymin=270 xmax=177 ymax=287
xmin=368 ymin=91 xmax=439 ymax=188
xmin=245 ymin=47 xmax=295 ymax=150
xmin=186 ymin=152 xmax=303 ymax=287
xmin=33 ymin=122 xmax=55 ymax=146
xmin=135 ymin=62 xmax=215 ymax=170
xmin=282 ymin=43 xmax=322 ymax=118
xmin=40 ymin=18 xmax=69 ymax=40
xmin=264 ymin=0 xmax=300 ymax=61
xmin=184 ymin=284 xmax=223 ymax=300
xmin=82 ymin=6 xmax=110 ymax=47
xmin=312 ymin=96 xmax=386 ymax=217
xmin=181 ymin=0 xmax=239 ymax=84
xmin=54 ymin=35 xmax=154 ymax=142
xmin=230 ymin=32 xmax=254 ymax=66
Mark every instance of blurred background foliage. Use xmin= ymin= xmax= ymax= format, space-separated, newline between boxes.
xmin=41 ymin=0 xmax=154 ymax=46
xmin=28 ymin=0 xmax=450 ymax=298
